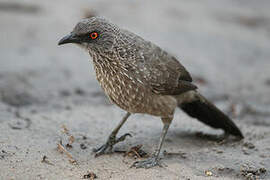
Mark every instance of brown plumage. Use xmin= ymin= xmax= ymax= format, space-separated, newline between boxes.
xmin=58 ymin=17 xmax=243 ymax=168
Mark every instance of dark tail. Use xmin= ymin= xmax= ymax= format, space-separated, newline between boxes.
xmin=178 ymin=92 xmax=244 ymax=138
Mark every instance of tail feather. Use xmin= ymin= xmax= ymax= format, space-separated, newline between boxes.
xmin=178 ymin=92 xmax=244 ymax=138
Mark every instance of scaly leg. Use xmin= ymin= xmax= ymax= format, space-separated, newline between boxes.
xmin=93 ymin=112 xmax=131 ymax=156
xmin=131 ymin=117 xmax=172 ymax=168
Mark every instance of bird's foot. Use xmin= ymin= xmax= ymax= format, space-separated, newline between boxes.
xmin=131 ymin=156 xmax=163 ymax=169
xmin=93 ymin=133 xmax=131 ymax=157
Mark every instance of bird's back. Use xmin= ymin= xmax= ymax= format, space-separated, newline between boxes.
xmin=115 ymin=29 xmax=196 ymax=95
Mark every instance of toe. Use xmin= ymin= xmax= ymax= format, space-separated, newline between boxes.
xmin=115 ymin=133 xmax=132 ymax=143
xmin=131 ymin=157 xmax=162 ymax=169
xmin=93 ymin=144 xmax=110 ymax=157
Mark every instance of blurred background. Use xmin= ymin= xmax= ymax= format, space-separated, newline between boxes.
xmin=0 ymin=0 xmax=270 ymax=179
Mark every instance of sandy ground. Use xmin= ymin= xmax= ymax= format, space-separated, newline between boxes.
xmin=1 ymin=0 xmax=270 ymax=179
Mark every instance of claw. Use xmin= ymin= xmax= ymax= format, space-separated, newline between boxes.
xmin=93 ymin=144 xmax=111 ymax=157
xmin=115 ymin=133 xmax=132 ymax=143
xmin=92 ymin=144 xmax=105 ymax=153
xmin=93 ymin=133 xmax=132 ymax=157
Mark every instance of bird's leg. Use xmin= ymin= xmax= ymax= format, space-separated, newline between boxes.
xmin=131 ymin=117 xmax=172 ymax=168
xmin=93 ymin=112 xmax=131 ymax=156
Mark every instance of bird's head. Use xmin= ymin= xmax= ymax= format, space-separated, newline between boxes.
xmin=58 ymin=17 xmax=120 ymax=53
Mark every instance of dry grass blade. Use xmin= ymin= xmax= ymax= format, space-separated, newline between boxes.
xmin=41 ymin=155 xmax=54 ymax=166
xmin=61 ymin=125 xmax=75 ymax=148
xmin=57 ymin=140 xmax=77 ymax=164
xmin=124 ymin=145 xmax=148 ymax=159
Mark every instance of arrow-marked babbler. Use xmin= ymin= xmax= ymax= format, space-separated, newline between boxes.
xmin=58 ymin=17 xmax=243 ymax=168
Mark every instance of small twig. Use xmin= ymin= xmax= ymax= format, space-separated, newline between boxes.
xmin=61 ymin=125 xmax=75 ymax=148
xmin=41 ymin=155 xmax=54 ymax=166
xmin=69 ymin=135 xmax=75 ymax=145
xmin=163 ymin=151 xmax=187 ymax=159
xmin=62 ymin=125 xmax=69 ymax=135
xmin=57 ymin=140 xmax=77 ymax=164
xmin=124 ymin=145 xmax=148 ymax=159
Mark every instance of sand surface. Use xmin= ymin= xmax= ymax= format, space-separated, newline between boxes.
xmin=0 ymin=0 xmax=270 ymax=179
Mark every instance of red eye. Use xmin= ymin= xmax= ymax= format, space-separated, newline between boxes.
xmin=90 ymin=32 xmax=98 ymax=39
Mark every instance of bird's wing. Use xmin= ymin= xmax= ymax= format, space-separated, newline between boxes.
xmin=118 ymin=29 xmax=196 ymax=95
xmin=141 ymin=45 xmax=197 ymax=95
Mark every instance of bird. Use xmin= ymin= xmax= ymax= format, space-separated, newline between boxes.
xmin=58 ymin=17 xmax=243 ymax=168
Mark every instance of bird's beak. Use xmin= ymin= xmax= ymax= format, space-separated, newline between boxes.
xmin=58 ymin=33 xmax=79 ymax=45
